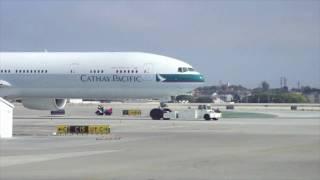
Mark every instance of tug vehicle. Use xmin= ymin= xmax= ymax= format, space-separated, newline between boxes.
xmin=196 ymin=104 xmax=221 ymax=121
xmin=95 ymin=105 xmax=112 ymax=116
xmin=150 ymin=104 xmax=221 ymax=121
xmin=149 ymin=103 xmax=173 ymax=120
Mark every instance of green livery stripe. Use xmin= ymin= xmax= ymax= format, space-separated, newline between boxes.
xmin=157 ymin=74 xmax=204 ymax=82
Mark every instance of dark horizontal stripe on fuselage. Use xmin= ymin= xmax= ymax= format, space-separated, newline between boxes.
xmin=157 ymin=74 xmax=204 ymax=83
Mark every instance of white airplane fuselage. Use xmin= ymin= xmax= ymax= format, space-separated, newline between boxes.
xmin=0 ymin=52 xmax=204 ymax=102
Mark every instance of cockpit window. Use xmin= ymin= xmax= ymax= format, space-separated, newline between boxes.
xmin=178 ymin=67 xmax=195 ymax=73
xmin=183 ymin=67 xmax=188 ymax=72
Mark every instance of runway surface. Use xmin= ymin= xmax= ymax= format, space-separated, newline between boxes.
xmin=1 ymin=103 xmax=320 ymax=180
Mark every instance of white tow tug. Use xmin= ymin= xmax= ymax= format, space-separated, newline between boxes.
xmin=160 ymin=104 xmax=222 ymax=121
xmin=196 ymin=104 xmax=222 ymax=121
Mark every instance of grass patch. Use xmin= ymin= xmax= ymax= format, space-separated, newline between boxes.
xmin=222 ymin=111 xmax=277 ymax=119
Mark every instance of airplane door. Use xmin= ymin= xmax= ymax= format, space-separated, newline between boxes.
xmin=143 ymin=63 xmax=154 ymax=81
xmin=70 ymin=63 xmax=80 ymax=74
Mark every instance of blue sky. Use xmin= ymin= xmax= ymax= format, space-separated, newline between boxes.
xmin=1 ymin=0 xmax=319 ymax=88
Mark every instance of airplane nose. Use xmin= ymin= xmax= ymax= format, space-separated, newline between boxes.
xmin=199 ymin=74 xmax=205 ymax=82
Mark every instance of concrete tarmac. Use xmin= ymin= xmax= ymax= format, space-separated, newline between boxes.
xmin=1 ymin=104 xmax=320 ymax=180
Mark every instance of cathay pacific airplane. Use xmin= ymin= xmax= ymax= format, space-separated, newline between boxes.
xmin=0 ymin=52 xmax=204 ymax=119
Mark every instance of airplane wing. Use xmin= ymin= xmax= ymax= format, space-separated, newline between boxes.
xmin=0 ymin=80 xmax=11 ymax=88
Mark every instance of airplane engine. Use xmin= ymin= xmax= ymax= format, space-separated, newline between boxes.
xmin=22 ymin=98 xmax=67 ymax=110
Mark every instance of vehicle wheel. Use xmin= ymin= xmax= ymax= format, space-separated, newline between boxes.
xmin=150 ymin=108 xmax=163 ymax=120
xmin=95 ymin=111 xmax=103 ymax=116
xmin=204 ymin=114 xmax=211 ymax=121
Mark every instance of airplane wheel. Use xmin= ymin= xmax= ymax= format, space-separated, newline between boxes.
xmin=204 ymin=114 xmax=211 ymax=121
xmin=150 ymin=108 xmax=163 ymax=120
xmin=212 ymin=118 xmax=218 ymax=121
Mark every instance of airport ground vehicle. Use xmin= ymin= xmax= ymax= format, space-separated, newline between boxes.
xmin=150 ymin=108 xmax=172 ymax=120
xmin=150 ymin=104 xmax=221 ymax=121
xmin=95 ymin=105 xmax=112 ymax=116
xmin=196 ymin=104 xmax=221 ymax=120
xmin=149 ymin=102 xmax=173 ymax=120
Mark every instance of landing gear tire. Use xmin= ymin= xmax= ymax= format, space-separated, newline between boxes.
xmin=204 ymin=114 xmax=211 ymax=121
xmin=212 ymin=118 xmax=218 ymax=121
xmin=150 ymin=108 xmax=164 ymax=120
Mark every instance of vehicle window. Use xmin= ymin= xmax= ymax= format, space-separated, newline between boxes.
xmin=178 ymin=67 xmax=183 ymax=72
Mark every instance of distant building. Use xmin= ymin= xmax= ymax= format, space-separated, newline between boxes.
xmin=219 ymin=94 xmax=234 ymax=102
xmin=305 ymin=93 xmax=320 ymax=103
xmin=211 ymin=93 xmax=234 ymax=103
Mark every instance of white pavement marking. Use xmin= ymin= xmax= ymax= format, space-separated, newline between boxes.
xmin=0 ymin=149 xmax=121 ymax=167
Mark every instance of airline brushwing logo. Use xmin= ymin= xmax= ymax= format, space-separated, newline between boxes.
xmin=156 ymin=74 xmax=166 ymax=82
